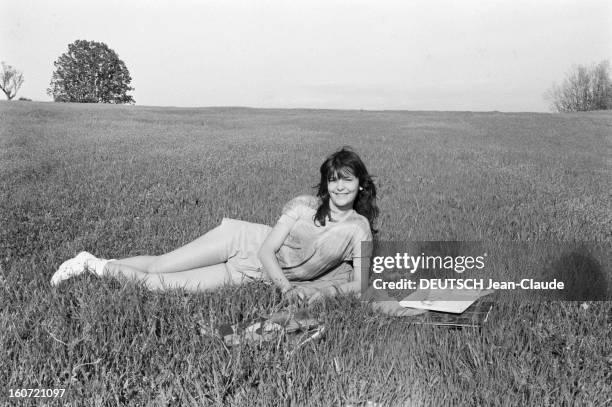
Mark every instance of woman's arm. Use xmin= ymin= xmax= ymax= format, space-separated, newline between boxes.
xmin=305 ymin=257 xmax=366 ymax=304
xmin=308 ymin=256 xmax=426 ymax=316
xmin=259 ymin=223 xmax=317 ymax=303
xmin=259 ymin=195 xmax=325 ymax=303
xmin=337 ymin=255 xmax=367 ymax=294
xmin=257 ymin=221 xmax=294 ymax=293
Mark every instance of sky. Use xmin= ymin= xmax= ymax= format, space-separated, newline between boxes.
xmin=1 ymin=0 xmax=611 ymax=112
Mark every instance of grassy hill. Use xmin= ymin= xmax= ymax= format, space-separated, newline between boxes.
xmin=1 ymin=101 xmax=610 ymax=405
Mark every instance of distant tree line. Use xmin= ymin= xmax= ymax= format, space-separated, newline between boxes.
xmin=2 ymin=45 xmax=611 ymax=112
xmin=1 ymin=40 xmax=135 ymax=103
xmin=545 ymin=60 xmax=612 ymax=112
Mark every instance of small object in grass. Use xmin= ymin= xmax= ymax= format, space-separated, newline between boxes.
xmin=333 ymin=357 xmax=342 ymax=374
xmin=219 ymin=319 xmax=284 ymax=346
xmin=203 ymin=309 xmax=325 ymax=347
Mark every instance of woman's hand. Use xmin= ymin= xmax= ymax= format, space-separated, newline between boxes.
xmin=282 ymin=286 xmax=319 ymax=305
xmin=307 ymin=290 xmax=325 ymax=305
xmin=306 ymin=284 xmax=346 ymax=305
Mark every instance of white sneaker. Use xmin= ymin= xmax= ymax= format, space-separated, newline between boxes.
xmin=50 ymin=251 xmax=97 ymax=286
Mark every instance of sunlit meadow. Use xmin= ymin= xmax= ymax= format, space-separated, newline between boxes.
xmin=1 ymin=101 xmax=610 ymax=406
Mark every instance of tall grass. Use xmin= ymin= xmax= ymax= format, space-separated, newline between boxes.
xmin=1 ymin=101 xmax=610 ymax=406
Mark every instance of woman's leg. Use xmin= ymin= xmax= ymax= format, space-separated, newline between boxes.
xmin=103 ymin=262 xmax=246 ymax=292
xmin=53 ymin=220 xmax=258 ymax=287
xmin=95 ymin=221 xmax=251 ymax=289
xmin=96 ymin=222 xmax=239 ymax=276
xmin=104 ymin=256 xmax=156 ymax=270
xmin=140 ymin=223 xmax=240 ymax=274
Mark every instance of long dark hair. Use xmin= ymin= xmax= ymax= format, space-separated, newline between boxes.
xmin=314 ymin=147 xmax=379 ymax=234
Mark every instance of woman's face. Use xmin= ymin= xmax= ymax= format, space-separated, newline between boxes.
xmin=328 ymin=168 xmax=360 ymax=211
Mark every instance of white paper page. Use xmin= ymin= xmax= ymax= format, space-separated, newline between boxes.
xmin=399 ymin=288 xmax=491 ymax=314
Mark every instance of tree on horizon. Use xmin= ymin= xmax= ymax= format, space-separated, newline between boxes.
xmin=0 ymin=62 xmax=25 ymax=100
xmin=544 ymin=60 xmax=612 ymax=112
xmin=48 ymin=40 xmax=135 ymax=104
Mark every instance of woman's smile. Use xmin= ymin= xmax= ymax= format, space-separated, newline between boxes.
xmin=328 ymin=173 xmax=360 ymax=212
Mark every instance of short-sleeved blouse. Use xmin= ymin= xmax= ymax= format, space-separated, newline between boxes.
xmin=275 ymin=195 xmax=373 ymax=280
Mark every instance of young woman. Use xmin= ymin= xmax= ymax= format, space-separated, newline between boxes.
xmin=51 ymin=147 xmax=422 ymax=316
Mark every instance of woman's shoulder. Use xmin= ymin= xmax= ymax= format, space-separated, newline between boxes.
xmin=347 ymin=211 xmax=373 ymax=238
xmin=279 ymin=195 xmax=320 ymax=220
xmin=283 ymin=195 xmax=320 ymax=212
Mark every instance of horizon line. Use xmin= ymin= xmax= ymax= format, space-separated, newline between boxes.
xmin=0 ymin=99 xmax=559 ymax=114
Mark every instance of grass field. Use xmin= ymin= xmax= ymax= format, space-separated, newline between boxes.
xmin=1 ymin=101 xmax=610 ymax=406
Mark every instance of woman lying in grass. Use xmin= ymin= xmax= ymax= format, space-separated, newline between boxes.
xmin=51 ymin=147 xmax=421 ymax=316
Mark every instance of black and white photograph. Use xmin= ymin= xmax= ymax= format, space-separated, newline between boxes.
xmin=1 ymin=0 xmax=610 ymax=405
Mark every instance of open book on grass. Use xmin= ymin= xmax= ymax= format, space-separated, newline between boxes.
xmin=399 ymin=288 xmax=495 ymax=328
xmin=399 ymin=288 xmax=494 ymax=313
xmin=411 ymin=300 xmax=494 ymax=328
